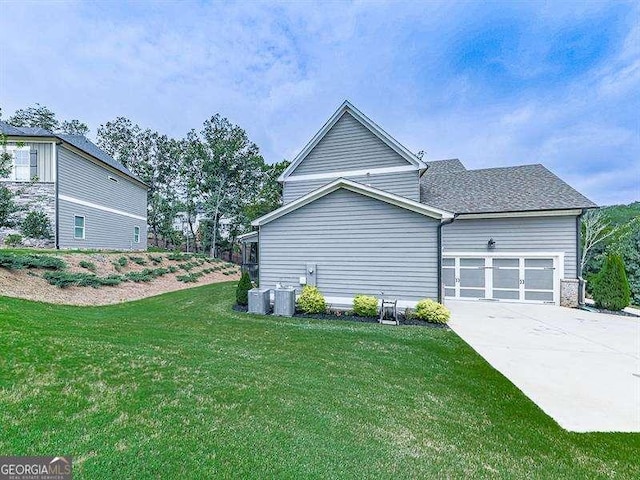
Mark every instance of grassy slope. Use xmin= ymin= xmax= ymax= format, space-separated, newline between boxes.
xmin=0 ymin=283 xmax=638 ymax=479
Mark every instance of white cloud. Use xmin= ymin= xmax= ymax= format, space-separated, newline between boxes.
xmin=0 ymin=0 xmax=637 ymax=205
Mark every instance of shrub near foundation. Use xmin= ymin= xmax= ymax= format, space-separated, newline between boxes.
xmin=4 ymin=234 xmax=22 ymax=247
xmin=21 ymin=210 xmax=52 ymax=239
xmin=414 ymin=299 xmax=451 ymax=324
xmin=353 ymin=295 xmax=379 ymax=317
xmin=591 ymin=253 xmax=631 ymax=311
xmin=236 ymin=271 xmax=252 ymax=306
xmin=297 ymin=285 xmax=327 ymax=314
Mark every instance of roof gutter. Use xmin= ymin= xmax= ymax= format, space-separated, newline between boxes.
xmin=437 ymin=215 xmax=456 ymax=303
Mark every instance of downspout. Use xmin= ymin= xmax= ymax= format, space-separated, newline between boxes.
xmin=54 ymin=141 xmax=61 ymax=249
xmin=576 ymin=208 xmax=588 ymax=305
xmin=437 ymin=215 xmax=456 ymax=303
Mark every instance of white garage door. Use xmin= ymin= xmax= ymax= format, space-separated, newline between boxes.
xmin=443 ymin=254 xmax=561 ymax=304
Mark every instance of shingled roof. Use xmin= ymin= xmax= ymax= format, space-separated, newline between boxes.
xmin=0 ymin=121 xmax=143 ymax=185
xmin=420 ymin=163 xmax=597 ymax=214
xmin=425 ymin=158 xmax=466 ymax=174
xmin=0 ymin=121 xmax=25 ymax=136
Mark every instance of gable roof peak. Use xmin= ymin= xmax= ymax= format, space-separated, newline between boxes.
xmin=278 ymin=101 xmax=426 ymax=181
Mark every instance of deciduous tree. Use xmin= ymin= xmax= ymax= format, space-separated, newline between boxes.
xmin=185 ymin=114 xmax=263 ymax=257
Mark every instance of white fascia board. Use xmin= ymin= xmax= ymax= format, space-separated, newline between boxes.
xmin=3 ymin=136 xmax=57 ymax=144
xmin=278 ymin=100 xmax=425 ymax=182
xmin=252 ymin=178 xmax=453 ymax=226
xmin=284 ymin=165 xmax=417 ymax=182
xmin=237 ymin=231 xmax=259 ymax=242
xmin=454 ymin=209 xmax=583 ymax=219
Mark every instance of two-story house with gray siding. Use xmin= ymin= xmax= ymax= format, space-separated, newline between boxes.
xmin=247 ymin=101 xmax=596 ymax=308
xmin=1 ymin=121 xmax=148 ymax=250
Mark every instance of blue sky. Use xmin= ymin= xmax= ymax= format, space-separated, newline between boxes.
xmin=1 ymin=0 xmax=638 ymax=205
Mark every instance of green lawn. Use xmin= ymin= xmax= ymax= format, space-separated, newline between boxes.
xmin=1 ymin=283 xmax=638 ymax=478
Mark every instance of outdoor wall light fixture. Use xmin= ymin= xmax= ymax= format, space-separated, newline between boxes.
xmin=487 ymin=238 xmax=496 ymax=249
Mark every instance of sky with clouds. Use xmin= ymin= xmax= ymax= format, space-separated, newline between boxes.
xmin=1 ymin=0 xmax=638 ymax=205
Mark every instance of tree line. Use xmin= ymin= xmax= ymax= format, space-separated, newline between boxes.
xmin=1 ymin=104 xmax=288 ymax=257
xmin=581 ymin=202 xmax=640 ymax=306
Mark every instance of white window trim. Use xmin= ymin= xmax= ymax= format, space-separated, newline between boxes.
xmin=2 ymin=145 xmax=31 ymax=182
xmin=134 ymin=226 xmax=140 ymax=243
xmin=73 ymin=215 xmax=86 ymax=240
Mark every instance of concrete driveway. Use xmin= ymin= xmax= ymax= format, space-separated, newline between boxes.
xmin=447 ymin=300 xmax=640 ymax=432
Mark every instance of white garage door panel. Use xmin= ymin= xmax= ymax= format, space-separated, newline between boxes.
xmin=443 ymin=253 xmax=561 ymax=305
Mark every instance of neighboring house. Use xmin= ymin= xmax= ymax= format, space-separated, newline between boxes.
xmin=247 ymin=101 xmax=596 ymax=308
xmin=0 ymin=121 xmax=148 ymax=250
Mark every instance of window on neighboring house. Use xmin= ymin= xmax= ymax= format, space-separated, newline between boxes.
xmin=74 ymin=216 xmax=85 ymax=240
xmin=1 ymin=146 xmax=31 ymax=181
xmin=134 ymin=226 xmax=140 ymax=243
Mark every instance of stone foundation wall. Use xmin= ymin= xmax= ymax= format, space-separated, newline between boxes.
xmin=560 ymin=278 xmax=580 ymax=308
xmin=0 ymin=182 xmax=56 ymax=247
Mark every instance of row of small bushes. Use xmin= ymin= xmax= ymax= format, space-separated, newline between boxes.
xmin=296 ymin=287 xmax=450 ymax=323
xmin=43 ymin=267 xmax=175 ymax=288
xmin=43 ymin=271 xmax=124 ymax=288
xmin=167 ymin=252 xmax=212 ymax=262
xmin=177 ymin=266 xmax=238 ymax=284
xmin=177 ymin=271 xmax=205 ymax=283
xmin=235 ymin=276 xmax=451 ymax=324
xmin=0 ymin=252 xmax=66 ymax=271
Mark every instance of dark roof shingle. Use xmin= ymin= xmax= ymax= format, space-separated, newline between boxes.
xmin=420 ymin=164 xmax=596 ymax=213
xmin=0 ymin=121 xmax=29 ymax=136
xmin=425 ymin=158 xmax=466 ymax=174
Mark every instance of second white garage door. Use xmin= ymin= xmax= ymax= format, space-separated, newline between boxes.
xmin=442 ymin=253 xmax=563 ymax=305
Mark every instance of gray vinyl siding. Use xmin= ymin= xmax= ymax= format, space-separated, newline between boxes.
xmin=292 ymin=112 xmax=412 ymax=175
xmin=6 ymin=141 xmax=54 ymax=182
xmin=442 ymin=216 xmax=578 ymax=278
xmin=58 ymin=199 xmax=146 ymax=250
xmin=57 ymin=145 xmax=147 ymax=250
xmin=283 ymin=170 xmax=420 ymax=203
xmin=260 ymin=188 xmax=439 ymax=302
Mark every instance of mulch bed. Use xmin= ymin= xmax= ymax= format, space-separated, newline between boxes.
xmin=233 ymin=304 xmax=448 ymax=328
